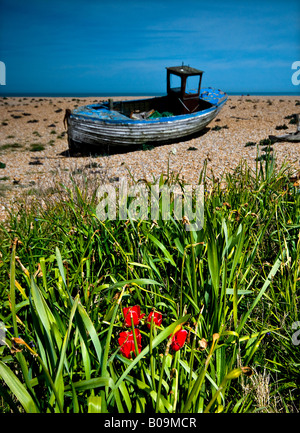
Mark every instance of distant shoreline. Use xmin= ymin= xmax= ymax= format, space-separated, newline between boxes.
xmin=0 ymin=92 xmax=299 ymax=98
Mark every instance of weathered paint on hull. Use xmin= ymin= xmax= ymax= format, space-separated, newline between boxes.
xmin=67 ymin=89 xmax=227 ymax=149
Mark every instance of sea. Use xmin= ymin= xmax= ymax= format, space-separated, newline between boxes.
xmin=0 ymin=92 xmax=299 ymax=97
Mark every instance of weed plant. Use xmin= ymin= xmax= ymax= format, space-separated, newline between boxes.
xmin=0 ymin=152 xmax=299 ymax=413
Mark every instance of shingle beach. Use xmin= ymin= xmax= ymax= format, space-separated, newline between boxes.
xmin=0 ymin=95 xmax=299 ymax=221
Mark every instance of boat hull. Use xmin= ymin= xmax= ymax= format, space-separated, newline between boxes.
xmin=67 ymin=88 xmax=227 ymax=150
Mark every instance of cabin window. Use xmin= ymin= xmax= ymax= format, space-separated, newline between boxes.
xmin=185 ymin=75 xmax=200 ymax=95
xmin=170 ymin=74 xmax=181 ymax=92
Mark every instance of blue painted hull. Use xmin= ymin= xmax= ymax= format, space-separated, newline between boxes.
xmin=67 ymin=87 xmax=227 ymax=150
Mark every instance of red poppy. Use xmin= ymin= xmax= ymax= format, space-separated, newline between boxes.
xmin=146 ymin=311 xmax=163 ymax=329
xmin=123 ymin=305 xmax=145 ymax=327
xmin=170 ymin=328 xmax=188 ymax=352
xmin=118 ymin=329 xmax=142 ymax=359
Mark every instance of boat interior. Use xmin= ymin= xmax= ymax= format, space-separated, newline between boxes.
xmin=112 ymin=94 xmax=213 ymax=118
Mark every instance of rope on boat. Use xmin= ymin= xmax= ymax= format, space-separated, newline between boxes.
xmin=178 ymin=98 xmax=199 ymax=113
xmin=63 ymin=109 xmax=72 ymax=129
xmin=178 ymin=98 xmax=190 ymax=112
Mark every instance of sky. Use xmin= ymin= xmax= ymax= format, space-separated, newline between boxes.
xmin=0 ymin=0 xmax=299 ymax=95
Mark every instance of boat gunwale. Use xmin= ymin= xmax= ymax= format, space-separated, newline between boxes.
xmin=70 ymin=89 xmax=228 ymax=126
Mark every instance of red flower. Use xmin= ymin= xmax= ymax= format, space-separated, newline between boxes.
xmin=146 ymin=311 xmax=163 ymax=329
xmin=118 ymin=329 xmax=142 ymax=359
xmin=170 ymin=328 xmax=188 ymax=352
xmin=123 ymin=305 xmax=145 ymax=327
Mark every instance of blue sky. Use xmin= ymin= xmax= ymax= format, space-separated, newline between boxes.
xmin=0 ymin=0 xmax=299 ymax=95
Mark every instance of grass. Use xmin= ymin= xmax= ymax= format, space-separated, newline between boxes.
xmin=0 ymin=143 xmax=24 ymax=151
xmin=29 ymin=143 xmax=45 ymax=152
xmin=211 ymin=125 xmax=228 ymax=131
xmin=0 ymin=152 xmax=299 ymax=413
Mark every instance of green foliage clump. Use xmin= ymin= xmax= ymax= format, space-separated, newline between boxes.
xmin=0 ymin=153 xmax=299 ymax=413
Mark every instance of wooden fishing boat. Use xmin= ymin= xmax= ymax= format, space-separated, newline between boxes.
xmin=65 ymin=65 xmax=227 ymax=154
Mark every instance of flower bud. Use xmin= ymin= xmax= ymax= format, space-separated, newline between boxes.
xmin=226 ymin=368 xmax=242 ymax=380
xmin=241 ymin=366 xmax=253 ymax=377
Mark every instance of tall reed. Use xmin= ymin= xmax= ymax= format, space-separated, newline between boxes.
xmin=0 ymin=152 xmax=299 ymax=412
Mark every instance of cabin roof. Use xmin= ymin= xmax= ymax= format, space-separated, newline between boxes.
xmin=166 ymin=65 xmax=204 ymax=76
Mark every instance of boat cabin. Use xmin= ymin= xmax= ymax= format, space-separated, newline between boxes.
xmin=166 ymin=65 xmax=204 ymax=114
xmin=113 ymin=65 xmax=211 ymax=118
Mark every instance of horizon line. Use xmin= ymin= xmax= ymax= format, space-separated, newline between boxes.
xmin=0 ymin=91 xmax=299 ymax=97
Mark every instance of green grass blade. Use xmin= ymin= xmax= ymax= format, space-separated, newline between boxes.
xmin=0 ymin=361 xmax=39 ymax=413
xmin=68 ymin=376 xmax=114 ymax=391
xmin=237 ymin=252 xmax=284 ymax=333
xmin=30 ymin=276 xmax=58 ymax=366
xmin=10 ymin=245 xmax=36 ymax=397
xmin=77 ymin=303 xmax=103 ymax=366
xmin=48 ymin=295 xmax=79 ymax=410
xmin=147 ymin=233 xmax=177 ymax=267
xmin=207 ymin=229 xmax=220 ymax=298
xmin=87 ymin=396 xmax=103 ymax=413
xmin=55 ymin=246 xmax=72 ymax=302
xmin=9 ymin=243 xmax=18 ymax=337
